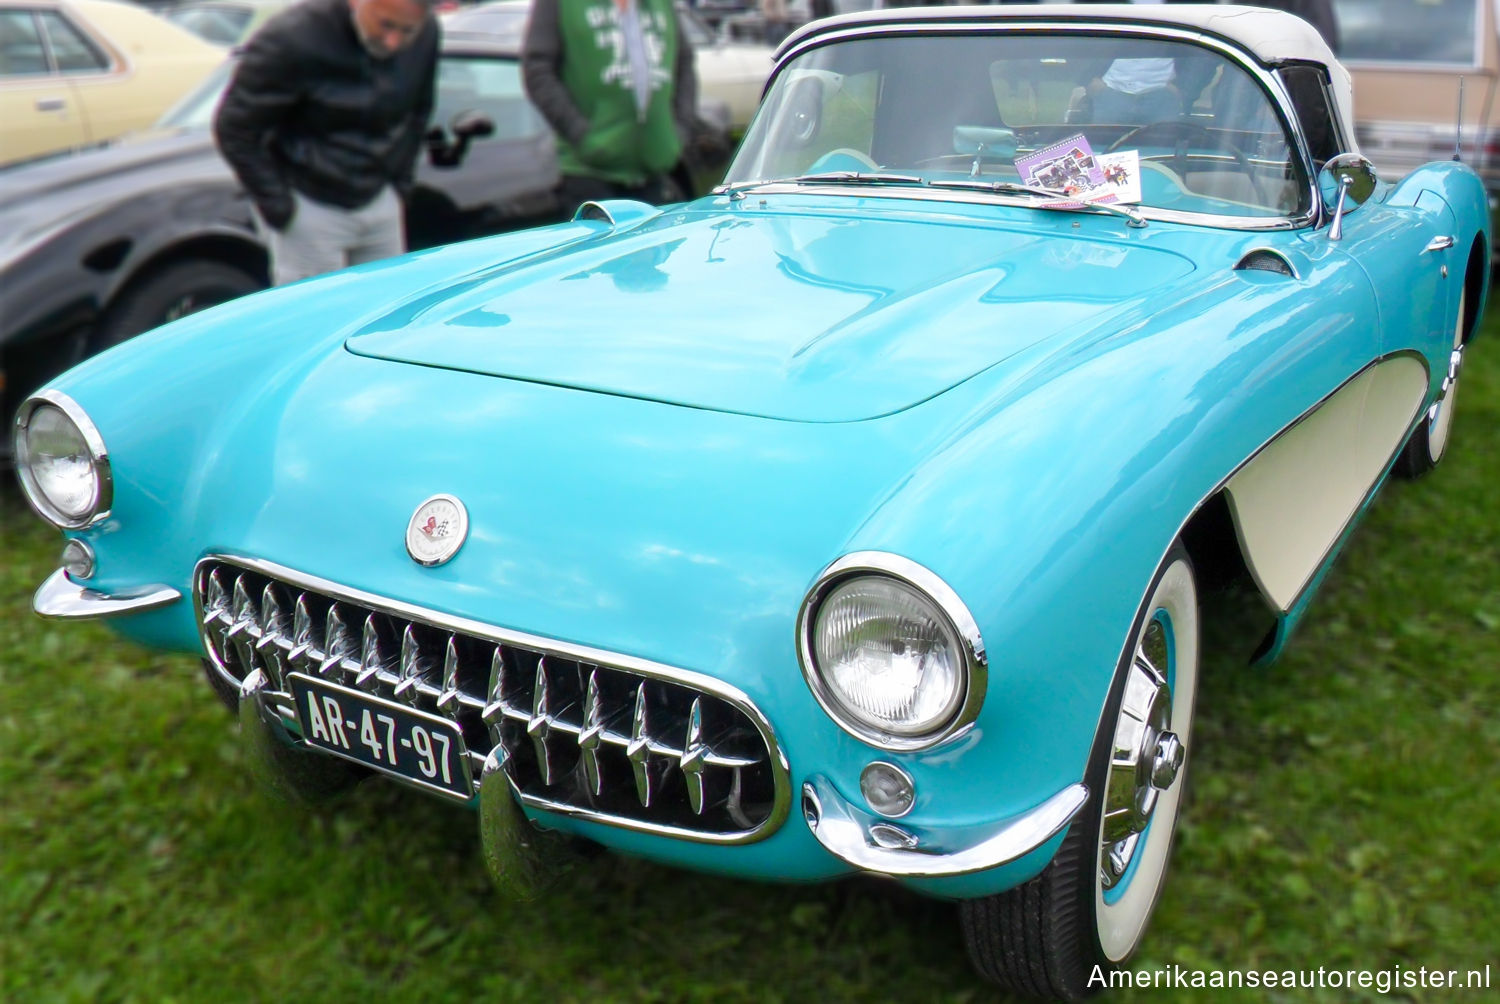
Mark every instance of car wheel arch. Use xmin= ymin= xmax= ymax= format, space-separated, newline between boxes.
xmin=1460 ymin=234 xmax=1487 ymax=344
xmin=92 ymin=238 xmax=269 ymax=353
xmin=102 ymin=233 xmax=269 ymax=307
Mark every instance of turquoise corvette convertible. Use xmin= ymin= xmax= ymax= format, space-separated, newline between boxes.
xmin=13 ymin=5 xmax=1489 ymax=998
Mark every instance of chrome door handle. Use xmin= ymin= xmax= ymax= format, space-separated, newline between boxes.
xmin=34 ymin=97 xmax=66 ymax=112
xmin=1424 ymin=235 xmax=1456 ymax=253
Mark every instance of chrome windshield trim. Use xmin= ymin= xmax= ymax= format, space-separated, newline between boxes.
xmin=33 ymin=567 xmax=182 ymax=619
xmin=193 ymin=554 xmax=794 ymax=845
xmin=718 ymin=183 xmax=1304 ymax=232
xmin=796 ymin=550 xmax=987 ymax=752
xmin=761 ymin=19 xmax=1321 ymax=231
xmin=13 ymin=389 xmax=114 ymax=529
xmin=802 ymin=774 xmax=1088 ymax=877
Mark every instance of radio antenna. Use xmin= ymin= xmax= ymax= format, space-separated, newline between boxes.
xmin=1454 ymin=77 xmax=1465 ymax=161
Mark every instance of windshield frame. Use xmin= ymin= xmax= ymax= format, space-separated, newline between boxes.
xmin=730 ymin=20 xmax=1323 ymax=233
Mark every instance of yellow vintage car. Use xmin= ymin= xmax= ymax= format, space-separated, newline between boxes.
xmin=0 ymin=0 xmax=222 ymax=164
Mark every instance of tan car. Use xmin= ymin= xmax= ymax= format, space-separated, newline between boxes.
xmin=1335 ymin=0 xmax=1500 ymax=224
xmin=0 ymin=0 xmax=223 ymax=165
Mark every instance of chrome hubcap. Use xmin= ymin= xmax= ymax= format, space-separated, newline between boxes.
xmin=1100 ymin=618 xmax=1183 ymax=889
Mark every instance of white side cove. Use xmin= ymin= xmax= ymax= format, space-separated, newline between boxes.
xmin=1225 ymin=356 xmax=1428 ymax=612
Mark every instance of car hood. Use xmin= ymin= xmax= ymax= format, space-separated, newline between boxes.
xmin=0 ymin=128 xmax=222 ymax=245
xmin=345 ymin=204 xmax=1196 ymax=422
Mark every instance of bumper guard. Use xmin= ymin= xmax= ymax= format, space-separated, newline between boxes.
xmin=33 ymin=567 xmax=181 ymax=619
xmin=802 ymin=774 xmax=1088 ymax=878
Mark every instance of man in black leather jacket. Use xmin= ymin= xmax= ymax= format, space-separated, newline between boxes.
xmin=214 ymin=0 xmax=439 ymax=285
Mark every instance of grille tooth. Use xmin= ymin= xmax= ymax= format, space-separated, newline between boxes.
xmin=356 ymin=614 xmax=386 ymax=686
xmin=204 ymin=569 xmax=229 ymax=625
xmin=395 ymin=624 xmax=430 ymax=706
xmin=578 ymin=670 xmax=605 ymax=796
xmin=528 ymin=658 xmax=557 ymax=785
xmin=227 ymin=576 xmax=255 ymax=640
xmin=436 ymin=636 xmax=462 ymax=713
xmin=681 ymin=698 xmax=708 ymax=815
xmin=627 ymin=683 xmax=654 ymax=808
xmin=196 ymin=559 xmax=784 ymax=839
xmin=321 ymin=603 xmax=353 ymax=679
xmin=201 ymin=569 xmax=231 ymax=664
xmin=227 ymin=576 xmax=259 ymax=673
xmin=288 ymin=594 xmax=316 ymax=667
xmin=257 ymin=584 xmax=289 ymax=688
xmin=725 ymin=769 xmax=751 ymax=830
xmin=482 ymin=645 xmax=508 ymax=732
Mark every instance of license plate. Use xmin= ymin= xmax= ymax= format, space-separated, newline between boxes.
xmin=287 ymin=672 xmax=473 ymax=800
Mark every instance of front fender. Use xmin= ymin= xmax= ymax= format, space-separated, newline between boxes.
xmin=846 ymin=245 xmax=1382 ymax=804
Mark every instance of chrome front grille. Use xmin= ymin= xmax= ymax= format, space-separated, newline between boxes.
xmin=194 ymin=557 xmax=789 ymax=843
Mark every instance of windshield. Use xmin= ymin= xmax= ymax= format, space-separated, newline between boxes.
xmin=157 ymin=59 xmax=233 ymax=130
xmin=164 ymin=4 xmax=255 ymax=46
xmin=726 ymin=32 xmax=1310 ymax=220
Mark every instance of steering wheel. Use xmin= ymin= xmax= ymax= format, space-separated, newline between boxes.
xmin=1107 ymin=120 xmax=1267 ymax=204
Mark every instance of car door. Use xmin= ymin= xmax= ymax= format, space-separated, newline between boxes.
xmin=36 ymin=6 xmax=129 ymax=143
xmin=1289 ymin=62 xmax=1449 ymax=466
xmin=0 ymin=7 xmax=87 ymax=162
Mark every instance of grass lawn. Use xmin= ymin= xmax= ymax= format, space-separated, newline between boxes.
xmin=2 ymin=307 xmax=1498 ymax=1003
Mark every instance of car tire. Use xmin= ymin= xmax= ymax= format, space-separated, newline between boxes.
xmin=960 ymin=545 xmax=1200 ymax=1000
xmin=95 ymin=260 xmax=263 ymax=352
xmin=1396 ymin=285 xmax=1467 ymax=479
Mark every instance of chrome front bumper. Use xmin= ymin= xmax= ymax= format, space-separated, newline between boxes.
xmin=802 ymin=774 xmax=1088 ymax=878
xmin=32 ymin=567 xmax=182 ymax=619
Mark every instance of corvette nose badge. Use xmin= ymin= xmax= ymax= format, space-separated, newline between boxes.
xmin=406 ymin=494 xmax=469 ymax=567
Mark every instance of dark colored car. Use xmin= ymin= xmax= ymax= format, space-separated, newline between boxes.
xmin=0 ymin=27 xmax=728 ymax=462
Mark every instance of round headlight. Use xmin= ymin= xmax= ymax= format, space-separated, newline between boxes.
xmin=813 ymin=577 xmax=965 ymax=736
xmin=15 ymin=393 xmax=111 ymax=529
xmin=800 ymin=554 xmax=986 ymax=748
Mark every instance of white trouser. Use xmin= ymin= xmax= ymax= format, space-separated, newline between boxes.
xmin=263 ymin=186 xmax=405 ymax=286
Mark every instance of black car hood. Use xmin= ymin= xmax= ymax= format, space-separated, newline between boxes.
xmin=0 ymin=128 xmax=228 ymax=242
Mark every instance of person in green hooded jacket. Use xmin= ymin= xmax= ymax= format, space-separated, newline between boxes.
xmin=522 ymin=0 xmax=703 ymax=213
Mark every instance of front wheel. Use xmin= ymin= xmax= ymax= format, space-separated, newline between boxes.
xmin=961 ymin=545 xmax=1200 ymax=999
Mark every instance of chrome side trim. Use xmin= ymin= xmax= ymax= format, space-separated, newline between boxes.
xmin=33 ymin=567 xmax=181 ymax=619
xmin=13 ymin=389 xmax=114 ymax=530
xmin=796 ymin=551 xmax=987 ymax=752
xmin=768 ymin=20 xmax=1320 ymax=231
xmin=802 ymin=774 xmax=1087 ymax=878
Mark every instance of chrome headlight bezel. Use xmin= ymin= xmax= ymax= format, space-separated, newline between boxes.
xmin=13 ymin=390 xmax=113 ymax=530
xmin=796 ymin=551 xmax=987 ymax=751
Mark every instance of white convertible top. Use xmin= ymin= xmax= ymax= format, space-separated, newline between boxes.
xmin=785 ymin=4 xmax=1356 ymax=152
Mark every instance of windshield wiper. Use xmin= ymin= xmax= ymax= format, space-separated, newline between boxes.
xmin=715 ymin=172 xmax=927 ymax=199
xmin=929 ymin=179 xmax=1148 ymax=228
xmin=787 ymin=171 xmax=927 ymax=187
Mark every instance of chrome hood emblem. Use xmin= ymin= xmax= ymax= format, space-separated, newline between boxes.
xmin=406 ymin=494 xmax=469 ymax=567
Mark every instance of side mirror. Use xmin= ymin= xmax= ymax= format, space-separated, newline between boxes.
xmin=425 ymin=109 xmax=496 ymax=168
xmin=451 ymin=109 xmax=495 ymax=140
xmin=1319 ymin=153 xmax=1377 ymax=240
